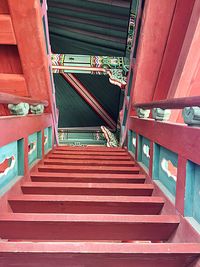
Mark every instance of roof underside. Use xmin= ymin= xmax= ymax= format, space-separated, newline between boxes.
xmin=48 ymin=0 xmax=132 ymax=56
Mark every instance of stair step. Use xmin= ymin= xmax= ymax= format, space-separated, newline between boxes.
xmin=0 ymin=242 xmax=199 ymax=267
xmin=31 ymin=172 xmax=146 ymax=184
xmin=48 ymin=154 xmax=132 ymax=161
xmin=21 ymin=182 xmax=154 ymax=196
xmin=38 ymin=165 xmax=140 ymax=174
xmin=44 ymin=159 xmax=135 ymax=166
xmin=55 ymin=146 xmax=125 ymax=152
xmin=8 ymin=195 xmax=164 ymax=215
xmin=0 ymin=213 xmax=179 ymax=241
xmin=52 ymin=151 xmax=129 ymax=156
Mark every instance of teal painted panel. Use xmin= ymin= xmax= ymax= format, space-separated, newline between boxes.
xmin=37 ymin=131 xmax=42 ymax=159
xmin=44 ymin=128 xmax=49 ymax=154
xmin=122 ymin=107 xmax=128 ymax=126
xmin=28 ymin=132 xmax=38 ymax=166
xmin=17 ymin=139 xmax=24 ymax=176
xmin=153 ymin=144 xmax=178 ymax=197
xmin=128 ymin=130 xmax=136 ymax=155
xmin=48 ymin=127 xmax=53 ymax=149
xmin=44 ymin=127 xmax=53 ymax=154
xmin=138 ymin=135 xmax=150 ymax=169
xmin=0 ymin=141 xmax=18 ymax=190
xmin=185 ymin=161 xmax=200 ymax=224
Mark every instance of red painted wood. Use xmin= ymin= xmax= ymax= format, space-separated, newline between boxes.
xmin=55 ymin=146 xmax=125 ymax=152
xmin=21 ymin=182 xmax=153 ymax=196
xmin=52 ymin=150 xmax=129 ymax=156
xmin=0 ymin=213 xmax=179 ymax=241
xmin=0 ymin=242 xmax=199 ymax=267
xmin=31 ymin=172 xmax=146 ymax=184
xmin=134 ymin=95 xmax=200 ymax=109
xmin=8 ymin=195 xmax=164 ymax=215
xmin=0 ymin=15 xmax=16 ymax=44
xmin=7 ymin=0 xmax=57 ymax=135
xmin=153 ymin=0 xmax=196 ymax=100
xmin=38 ymin=164 xmax=140 ymax=174
xmin=0 ymin=73 xmax=28 ymax=96
xmin=0 ymin=92 xmax=48 ymax=106
xmin=131 ymin=0 xmax=176 ymax=103
xmin=0 ymin=45 xmax=23 ymax=74
xmin=0 ymin=0 xmax=9 ymax=14
xmin=129 ymin=116 xmax=200 ymax=165
xmin=175 ymin=156 xmax=187 ymax=215
xmin=48 ymin=154 xmax=131 ymax=161
xmin=44 ymin=159 xmax=135 ymax=167
xmin=0 ymin=114 xmax=52 ymax=148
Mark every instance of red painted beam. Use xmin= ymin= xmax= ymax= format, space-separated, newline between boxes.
xmin=133 ymin=95 xmax=200 ymax=109
xmin=21 ymin=182 xmax=153 ymax=196
xmin=31 ymin=172 xmax=146 ymax=184
xmin=0 ymin=242 xmax=199 ymax=267
xmin=0 ymin=73 xmax=28 ymax=96
xmin=43 ymin=159 xmax=135 ymax=167
xmin=61 ymin=73 xmax=116 ymax=129
xmin=0 ymin=213 xmax=179 ymax=241
xmin=37 ymin=164 xmax=141 ymax=174
xmin=0 ymin=114 xmax=52 ymax=148
xmin=8 ymin=195 xmax=164 ymax=215
xmin=0 ymin=15 xmax=16 ymax=44
xmin=0 ymin=92 xmax=48 ymax=106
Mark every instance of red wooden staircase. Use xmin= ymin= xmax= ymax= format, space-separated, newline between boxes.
xmin=0 ymin=146 xmax=200 ymax=267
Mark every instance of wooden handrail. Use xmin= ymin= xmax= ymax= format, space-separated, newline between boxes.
xmin=133 ymin=96 xmax=200 ymax=110
xmin=0 ymin=93 xmax=48 ymax=107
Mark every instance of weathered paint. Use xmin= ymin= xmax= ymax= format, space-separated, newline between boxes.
xmin=0 ymin=141 xmax=19 ymax=193
xmin=138 ymin=135 xmax=150 ymax=170
xmin=128 ymin=130 xmax=136 ymax=156
xmin=185 ymin=161 xmax=200 ymax=225
xmin=153 ymin=144 xmax=177 ymax=199
xmin=28 ymin=133 xmax=38 ymax=166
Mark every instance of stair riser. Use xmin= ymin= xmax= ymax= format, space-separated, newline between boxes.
xmin=48 ymin=155 xmax=132 ymax=161
xmin=0 ymin=252 xmax=197 ymax=267
xmin=52 ymin=151 xmax=129 ymax=156
xmin=38 ymin=167 xmax=140 ymax=174
xmin=21 ymin=187 xmax=153 ymax=196
xmin=9 ymin=201 xmax=163 ymax=215
xmin=43 ymin=160 xmax=135 ymax=167
xmin=31 ymin=177 xmax=145 ymax=184
xmin=0 ymin=221 xmax=178 ymax=241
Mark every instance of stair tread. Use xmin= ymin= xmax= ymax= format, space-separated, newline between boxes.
xmin=38 ymin=164 xmax=140 ymax=172
xmin=0 ymin=242 xmax=199 ymax=267
xmin=55 ymin=146 xmax=126 ymax=152
xmin=9 ymin=195 xmax=164 ymax=203
xmin=0 ymin=241 xmax=199 ymax=253
xmin=44 ymin=159 xmax=135 ymax=166
xmin=48 ymin=154 xmax=132 ymax=160
xmin=0 ymin=213 xmax=180 ymax=223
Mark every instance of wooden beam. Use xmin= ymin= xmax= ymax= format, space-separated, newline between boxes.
xmin=0 ymin=74 xmax=28 ymax=96
xmin=131 ymin=0 xmax=176 ymax=103
xmin=133 ymin=95 xmax=200 ymax=109
xmin=0 ymin=113 xmax=52 ymax=148
xmin=0 ymin=92 xmax=48 ymax=106
xmin=0 ymin=15 xmax=16 ymax=44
